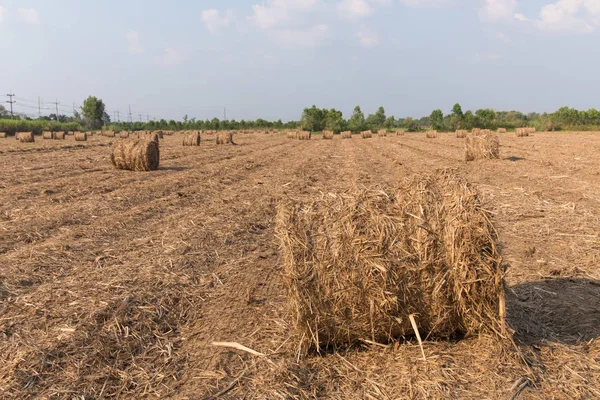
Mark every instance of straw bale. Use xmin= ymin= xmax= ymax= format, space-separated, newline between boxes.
xmin=377 ymin=130 xmax=387 ymax=137
xmin=75 ymin=132 xmax=88 ymax=142
xmin=323 ymin=130 xmax=334 ymax=140
xmin=276 ymin=170 xmax=505 ymax=351
xmin=111 ymin=139 xmax=160 ymax=171
xmin=54 ymin=132 xmax=65 ymax=140
xmin=497 ymin=128 xmax=507 ymax=133
xmin=104 ymin=130 xmax=116 ymax=138
xmin=182 ymin=132 xmax=201 ymax=146
xmin=0 ymin=132 xmax=6 ymax=138
xmin=396 ymin=130 xmax=405 ymax=136
xmin=42 ymin=131 xmax=54 ymax=139
xmin=426 ymin=130 xmax=437 ymax=138
xmin=216 ymin=131 xmax=235 ymax=145
xmin=298 ymin=131 xmax=311 ymax=140
xmin=341 ymin=131 xmax=352 ymax=139
xmin=465 ymin=132 xmax=500 ymax=161
xmin=120 ymin=131 xmax=130 ymax=139
xmin=287 ymin=131 xmax=298 ymax=139
xmin=456 ymin=130 xmax=467 ymax=138
xmin=17 ymin=132 xmax=35 ymax=142
xmin=361 ymin=130 xmax=372 ymax=139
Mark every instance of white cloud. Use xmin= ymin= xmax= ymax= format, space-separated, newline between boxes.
xmin=479 ymin=0 xmax=516 ymax=21
xmin=517 ymin=0 xmax=600 ymax=33
xmin=275 ymin=24 xmax=329 ymax=48
xmin=338 ymin=0 xmax=373 ymax=18
xmin=17 ymin=8 xmax=40 ymax=24
xmin=355 ymin=24 xmax=379 ymax=47
xmin=250 ymin=0 xmax=319 ymax=29
xmin=157 ymin=47 xmax=186 ymax=67
xmin=201 ymin=9 xmax=234 ymax=33
xmin=126 ymin=29 xmax=144 ymax=55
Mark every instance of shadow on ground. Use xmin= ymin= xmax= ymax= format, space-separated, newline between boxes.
xmin=506 ymin=277 xmax=600 ymax=345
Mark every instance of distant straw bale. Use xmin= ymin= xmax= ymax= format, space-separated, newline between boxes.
xmin=377 ymin=130 xmax=387 ymax=137
xmin=456 ymin=130 xmax=467 ymax=138
xmin=323 ymin=130 xmax=334 ymax=140
xmin=182 ymin=132 xmax=201 ymax=146
xmin=465 ymin=132 xmax=500 ymax=161
xmin=104 ymin=131 xmax=116 ymax=138
xmin=75 ymin=132 xmax=88 ymax=142
xmin=341 ymin=131 xmax=352 ymax=139
xmin=361 ymin=130 xmax=372 ymax=139
xmin=298 ymin=131 xmax=311 ymax=140
xmin=276 ymin=170 xmax=505 ymax=351
xmin=497 ymin=128 xmax=507 ymax=133
xmin=120 ymin=131 xmax=130 ymax=139
xmin=426 ymin=130 xmax=437 ymax=138
xmin=111 ymin=139 xmax=160 ymax=171
xmin=287 ymin=131 xmax=298 ymax=139
xmin=17 ymin=132 xmax=35 ymax=142
xmin=54 ymin=132 xmax=65 ymax=140
xmin=42 ymin=131 xmax=54 ymax=139
xmin=216 ymin=131 xmax=235 ymax=145
xmin=0 ymin=132 xmax=6 ymax=138
xmin=396 ymin=130 xmax=405 ymax=136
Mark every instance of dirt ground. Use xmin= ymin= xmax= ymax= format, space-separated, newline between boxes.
xmin=1 ymin=131 xmax=599 ymax=399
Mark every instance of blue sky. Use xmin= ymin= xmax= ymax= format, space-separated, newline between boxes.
xmin=1 ymin=0 xmax=599 ymax=122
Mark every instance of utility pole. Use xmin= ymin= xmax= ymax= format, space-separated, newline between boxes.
xmin=128 ymin=105 xmax=132 ymax=123
xmin=116 ymin=110 xmax=120 ymax=122
xmin=6 ymin=93 xmax=15 ymax=119
xmin=146 ymin=114 xmax=149 ymax=122
xmin=51 ymin=99 xmax=60 ymax=121
xmin=38 ymin=97 xmax=41 ymax=117
xmin=224 ymin=107 xmax=227 ymax=120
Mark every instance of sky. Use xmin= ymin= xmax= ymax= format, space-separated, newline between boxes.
xmin=1 ymin=0 xmax=599 ymax=122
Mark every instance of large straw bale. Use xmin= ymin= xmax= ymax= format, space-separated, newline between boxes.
xmin=396 ymin=130 xmax=405 ymax=136
xmin=182 ymin=132 xmax=201 ymax=146
xmin=111 ymin=139 xmax=160 ymax=171
xmin=17 ymin=132 xmax=35 ymax=142
xmin=515 ymin=128 xmax=529 ymax=137
xmin=497 ymin=128 xmax=507 ymax=133
xmin=104 ymin=130 xmax=116 ymax=138
xmin=287 ymin=131 xmax=298 ymax=139
xmin=75 ymin=132 xmax=88 ymax=142
xmin=276 ymin=170 xmax=505 ymax=351
xmin=298 ymin=131 xmax=311 ymax=140
xmin=341 ymin=131 xmax=352 ymax=139
xmin=0 ymin=132 xmax=6 ymax=138
xmin=119 ymin=131 xmax=130 ymax=139
xmin=54 ymin=132 xmax=65 ymax=140
xmin=377 ymin=130 xmax=387 ymax=137
xmin=42 ymin=131 xmax=54 ymax=139
xmin=216 ymin=131 xmax=235 ymax=144
xmin=323 ymin=130 xmax=334 ymax=140
xmin=361 ymin=130 xmax=372 ymax=139
xmin=426 ymin=130 xmax=437 ymax=138
xmin=465 ymin=132 xmax=500 ymax=161
xmin=456 ymin=130 xmax=467 ymax=138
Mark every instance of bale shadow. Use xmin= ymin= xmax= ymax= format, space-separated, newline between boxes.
xmin=506 ymin=277 xmax=600 ymax=345
xmin=159 ymin=166 xmax=191 ymax=171
xmin=505 ymin=156 xmax=525 ymax=162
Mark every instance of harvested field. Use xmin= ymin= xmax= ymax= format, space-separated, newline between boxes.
xmin=1 ymin=131 xmax=600 ymax=399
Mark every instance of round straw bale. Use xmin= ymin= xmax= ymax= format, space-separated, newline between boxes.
xmin=287 ymin=131 xmax=298 ymax=139
xmin=182 ymin=132 xmax=201 ymax=146
xmin=456 ymin=130 xmax=467 ymax=138
xmin=341 ymin=131 xmax=352 ymax=139
xmin=75 ymin=132 xmax=88 ymax=142
xmin=54 ymin=132 xmax=65 ymax=140
xmin=396 ymin=130 xmax=405 ymax=136
xmin=377 ymin=129 xmax=387 ymax=137
xmin=111 ymin=139 xmax=160 ymax=171
xmin=104 ymin=130 xmax=116 ymax=138
xmin=119 ymin=131 xmax=130 ymax=139
xmin=18 ymin=132 xmax=35 ymax=143
xmin=276 ymin=170 xmax=505 ymax=351
xmin=0 ymin=132 xmax=6 ymax=138
xmin=426 ymin=130 xmax=437 ymax=138
xmin=360 ymin=130 xmax=372 ymax=139
xmin=322 ymin=130 xmax=334 ymax=140
xmin=155 ymin=131 xmax=164 ymax=139
xmin=216 ymin=131 xmax=235 ymax=145
xmin=497 ymin=128 xmax=507 ymax=133
xmin=298 ymin=131 xmax=311 ymax=140
xmin=42 ymin=131 xmax=54 ymax=139
xmin=465 ymin=132 xmax=500 ymax=161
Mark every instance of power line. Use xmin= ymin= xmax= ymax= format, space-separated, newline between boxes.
xmin=6 ymin=92 xmax=16 ymax=119
xmin=128 ymin=105 xmax=132 ymax=123
xmin=50 ymin=99 xmax=60 ymax=121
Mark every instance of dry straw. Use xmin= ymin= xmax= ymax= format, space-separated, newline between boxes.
xmin=182 ymin=132 xmax=201 ymax=146
xmin=120 ymin=131 xmax=130 ymax=139
xmin=216 ymin=131 xmax=235 ymax=144
xmin=54 ymin=132 xmax=65 ymax=140
xmin=42 ymin=131 xmax=54 ymax=139
xmin=377 ymin=129 xmax=387 ymax=137
xmin=17 ymin=132 xmax=35 ymax=142
xmin=298 ymin=131 xmax=311 ymax=140
xmin=104 ymin=130 xmax=116 ymax=138
xmin=465 ymin=132 xmax=500 ymax=161
xmin=497 ymin=128 xmax=507 ymax=133
xmin=323 ymin=130 xmax=334 ymax=140
xmin=515 ymin=128 xmax=534 ymax=137
xmin=361 ymin=130 xmax=372 ymax=139
xmin=276 ymin=170 xmax=505 ymax=352
xmin=287 ymin=131 xmax=298 ymax=139
xmin=341 ymin=131 xmax=352 ymax=139
xmin=456 ymin=130 xmax=468 ymax=138
xmin=111 ymin=139 xmax=160 ymax=171
xmin=74 ymin=132 xmax=88 ymax=142
xmin=426 ymin=130 xmax=437 ymax=138
xmin=0 ymin=132 xmax=6 ymax=138
xmin=396 ymin=130 xmax=405 ymax=136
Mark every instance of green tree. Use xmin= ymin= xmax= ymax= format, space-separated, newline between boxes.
xmin=403 ymin=117 xmax=418 ymax=132
xmin=348 ymin=106 xmax=366 ymax=133
xmin=475 ymin=109 xmax=497 ymax=129
xmin=430 ymin=109 xmax=444 ymax=130
xmin=463 ymin=110 xmax=476 ymax=130
xmin=450 ymin=103 xmax=464 ymax=129
xmin=586 ymin=108 xmax=600 ymax=125
xmin=325 ymin=108 xmax=345 ymax=133
xmin=301 ymin=105 xmax=327 ymax=131
xmin=383 ymin=116 xmax=396 ymax=129
xmin=374 ymin=106 xmax=386 ymax=127
xmin=81 ymin=96 xmax=106 ymax=129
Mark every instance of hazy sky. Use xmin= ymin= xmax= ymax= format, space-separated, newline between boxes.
xmin=1 ymin=0 xmax=599 ymax=122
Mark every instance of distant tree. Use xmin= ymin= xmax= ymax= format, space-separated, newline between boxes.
xmin=383 ymin=116 xmax=396 ymax=129
xmin=0 ymin=104 xmax=9 ymax=117
xmin=475 ymin=108 xmax=496 ymax=128
xmin=462 ymin=110 xmax=476 ymax=130
xmin=348 ymin=106 xmax=366 ymax=133
xmin=325 ymin=108 xmax=345 ymax=133
xmin=81 ymin=96 xmax=106 ymax=129
xmin=301 ymin=105 xmax=327 ymax=131
xmin=374 ymin=106 xmax=386 ymax=127
xmin=403 ymin=116 xmax=418 ymax=132
xmin=430 ymin=109 xmax=444 ymax=130
xmin=450 ymin=103 xmax=463 ymax=129
xmin=586 ymin=108 xmax=600 ymax=124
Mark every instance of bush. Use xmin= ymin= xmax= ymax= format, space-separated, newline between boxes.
xmin=0 ymin=119 xmax=82 ymax=135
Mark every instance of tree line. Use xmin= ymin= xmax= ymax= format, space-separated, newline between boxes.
xmin=2 ymin=96 xmax=599 ymax=134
